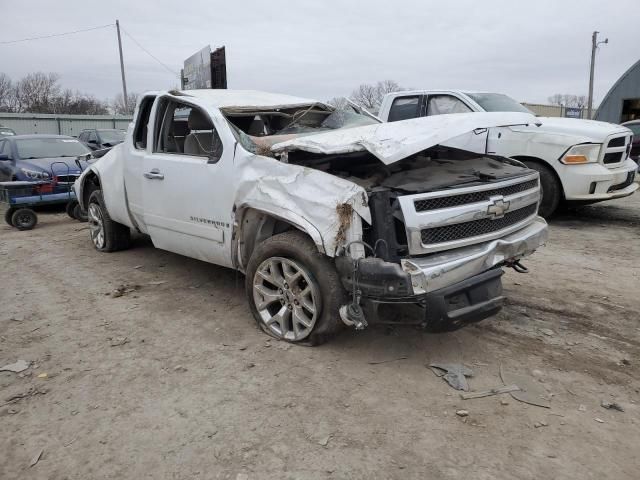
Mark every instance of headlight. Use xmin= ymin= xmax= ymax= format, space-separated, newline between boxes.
xmin=20 ymin=168 xmax=50 ymax=180
xmin=560 ymin=144 xmax=602 ymax=164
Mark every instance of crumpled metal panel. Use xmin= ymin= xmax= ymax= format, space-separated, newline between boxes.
xmin=233 ymin=150 xmax=370 ymax=256
xmin=271 ymin=112 xmax=539 ymax=164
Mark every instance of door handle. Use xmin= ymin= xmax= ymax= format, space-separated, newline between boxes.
xmin=143 ymin=168 xmax=164 ymax=180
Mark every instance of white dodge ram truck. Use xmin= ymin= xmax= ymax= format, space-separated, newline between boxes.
xmin=75 ymin=89 xmax=548 ymax=345
xmin=379 ymin=90 xmax=638 ymax=217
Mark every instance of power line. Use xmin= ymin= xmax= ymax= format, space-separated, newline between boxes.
xmin=0 ymin=23 xmax=114 ymax=45
xmin=121 ymin=28 xmax=180 ymax=77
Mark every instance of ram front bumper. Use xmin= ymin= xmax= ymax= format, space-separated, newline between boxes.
xmin=561 ymin=158 xmax=638 ymax=201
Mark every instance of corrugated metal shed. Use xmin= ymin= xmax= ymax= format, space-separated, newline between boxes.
xmin=0 ymin=113 xmax=133 ymax=136
xmin=595 ymin=58 xmax=640 ymax=124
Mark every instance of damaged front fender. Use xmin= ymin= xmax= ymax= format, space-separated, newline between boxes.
xmin=233 ymin=151 xmax=371 ymax=259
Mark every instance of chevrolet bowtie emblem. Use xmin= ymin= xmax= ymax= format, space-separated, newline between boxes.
xmin=487 ymin=196 xmax=510 ymax=219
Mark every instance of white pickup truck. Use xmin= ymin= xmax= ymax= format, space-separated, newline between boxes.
xmin=75 ymin=89 xmax=548 ymax=345
xmin=379 ymin=91 xmax=638 ymax=217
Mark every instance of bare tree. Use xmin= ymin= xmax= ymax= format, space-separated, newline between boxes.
xmin=326 ymin=96 xmax=349 ymax=110
xmin=349 ymin=80 xmax=405 ymax=114
xmin=548 ymin=93 xmax=588 ymax=108
xmin=112 ymin=92 xmax=139 ymax=115
xmin=15 ymin=72 xmax=60 ymax=113
xmin=0 ymin=73 xmax=13 ymax=112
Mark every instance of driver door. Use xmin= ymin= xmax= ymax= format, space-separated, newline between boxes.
xmin=142 ymin=97 xmax=235 ymax=268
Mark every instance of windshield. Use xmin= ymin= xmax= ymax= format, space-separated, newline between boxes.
xmin=225 ymin=105 xmax=378 ymax=155
xmin=465 ymin=92 xmax=534 ymax=114
xmin=16 ymin=137 xmax=91 ymax=159
xmin=98 ymin=129 xmax=126 ymax=144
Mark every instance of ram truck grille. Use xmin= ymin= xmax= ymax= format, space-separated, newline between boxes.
xmin=602 ymin=135 xmax=632 ymax=167
xmin=398 ymin=173 xmax=541 ymax=255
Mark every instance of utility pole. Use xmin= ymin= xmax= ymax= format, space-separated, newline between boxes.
xmin=588 ymin=31 xmax=608 ymax=119
xmin=116 ymin=20 xmax=128 ymax=112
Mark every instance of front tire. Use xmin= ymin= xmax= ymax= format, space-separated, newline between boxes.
xmin=87 ymin=190 xmax=131 ymax=252
xmin=11 ymin=208 xmax=37 ymax=230
xmin=245 ymin=230 xmax=346 ymax=346
xmin=523 ymin=161 xmax=562 ymax=218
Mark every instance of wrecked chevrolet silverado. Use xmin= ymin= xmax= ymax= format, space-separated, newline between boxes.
xmin=74 ymin=90 xmax=548 ymax=345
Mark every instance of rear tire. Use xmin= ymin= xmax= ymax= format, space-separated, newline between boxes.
xmin=245 ymin=230 xmax=346 ymax=346
xmin=11 ymin=208 xmax=37 ymax=230
xmin=66 ymin=200 xmax=78 ymax=219
xmin=523 ymin=161 xmax=561 ymax=218
xmin=87 ymin=190 xmax=131 ymax=252
xmin=73 ymin=203 xmax=88 ymax=222
xmin=4 ymin=207 xmax=17 ymax=227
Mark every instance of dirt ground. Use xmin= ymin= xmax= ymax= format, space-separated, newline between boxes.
xmin=1 ymin=191 xmax=639 ymax=480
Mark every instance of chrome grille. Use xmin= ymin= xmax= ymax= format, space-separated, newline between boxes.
xmin=420 ymin=204 xmax=538 ymax=245
xmin=414 ymin=179 xmax=538 ymax=212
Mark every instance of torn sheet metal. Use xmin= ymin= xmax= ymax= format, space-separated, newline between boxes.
xmin=430 ymin=363 xmax=474 ymax=391
xmin=271 ymin=112 xmax=539 ymax=164
xmin=233 ymin=151 xmax=370 ymax=256
xmin=500 ymin=364 xmax=551 ymax=408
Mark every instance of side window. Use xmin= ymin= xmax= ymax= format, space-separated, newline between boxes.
xmin=387 ymin=96 xmax=421 ymax=122
xmin=1 ymin=140 xmax=12 ymax=159
xmin=133 ymin=97 xmax=156 ymax=150
xmin=153 ymin=99 xmax=223 ymax=163
xmin=426 ymin=95 xmax=472 ymax=116
xmin=88 ymin=131 xmax=98 ymax=143
xmin=78 ymin=132 xmax=87 ymax=142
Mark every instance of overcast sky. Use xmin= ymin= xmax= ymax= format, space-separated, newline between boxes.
xmin=1 ymin=0 xmax=638 ymax=104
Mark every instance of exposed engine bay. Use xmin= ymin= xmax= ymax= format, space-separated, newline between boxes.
xmin=222 ymin=105 xmax=535 ymax=263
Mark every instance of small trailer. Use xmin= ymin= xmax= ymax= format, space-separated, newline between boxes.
xmin=0 ymin=180 xmax=76 ymax=230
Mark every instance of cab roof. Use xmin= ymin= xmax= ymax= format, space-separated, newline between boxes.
xmin=174 ymin=89 xmax=322 ymax=110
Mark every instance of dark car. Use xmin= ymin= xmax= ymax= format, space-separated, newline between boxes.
xmin=621 ymin=120 xmax=640 ymax=162
xmin=78 ymin=128 xmax=126 ymax=151
xmin=0 ymin=126 xmax=16 ymax=139
xmin=0 ymin=134 xmax=92 ymax=183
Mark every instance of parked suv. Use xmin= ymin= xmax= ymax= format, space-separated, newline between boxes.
xmin=78 ymin=129 xmax=126 ymax=151
xmin=621 ymin=120 xmax=640 ymax=161
xmin=379 ymin=90 xmax=638 ymax=217
xmin=75 ymin=90 xmax=548 ymax=345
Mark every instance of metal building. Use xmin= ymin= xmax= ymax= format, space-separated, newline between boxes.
xmin=595 ymin=58 xmax=640 ymax=124
xmin=0 ymin=113 xmax=133 ymax=136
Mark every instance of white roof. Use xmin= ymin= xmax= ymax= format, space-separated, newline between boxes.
xmin=178 ymin=89 xmax=320 ymax=110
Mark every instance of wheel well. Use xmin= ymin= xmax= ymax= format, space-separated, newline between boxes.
xmin=237 ymin=208 xmax=312 ymax=270
xmin=82 ymin=172 xmax=101 ymax=208
xmin=511 ymin=155 xmax=564 ymax=198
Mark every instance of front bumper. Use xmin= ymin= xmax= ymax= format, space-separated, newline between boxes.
xmin=336 ymin=217 xmax=548 ymax=299
xmin=561 ymin=158 xmax=638 ymax=201
xmin=401 ymin=217 xmax=547 ymax=294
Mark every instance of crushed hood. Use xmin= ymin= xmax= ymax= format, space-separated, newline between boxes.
xmin=270 ymin=112 xmax=539 ymax=164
